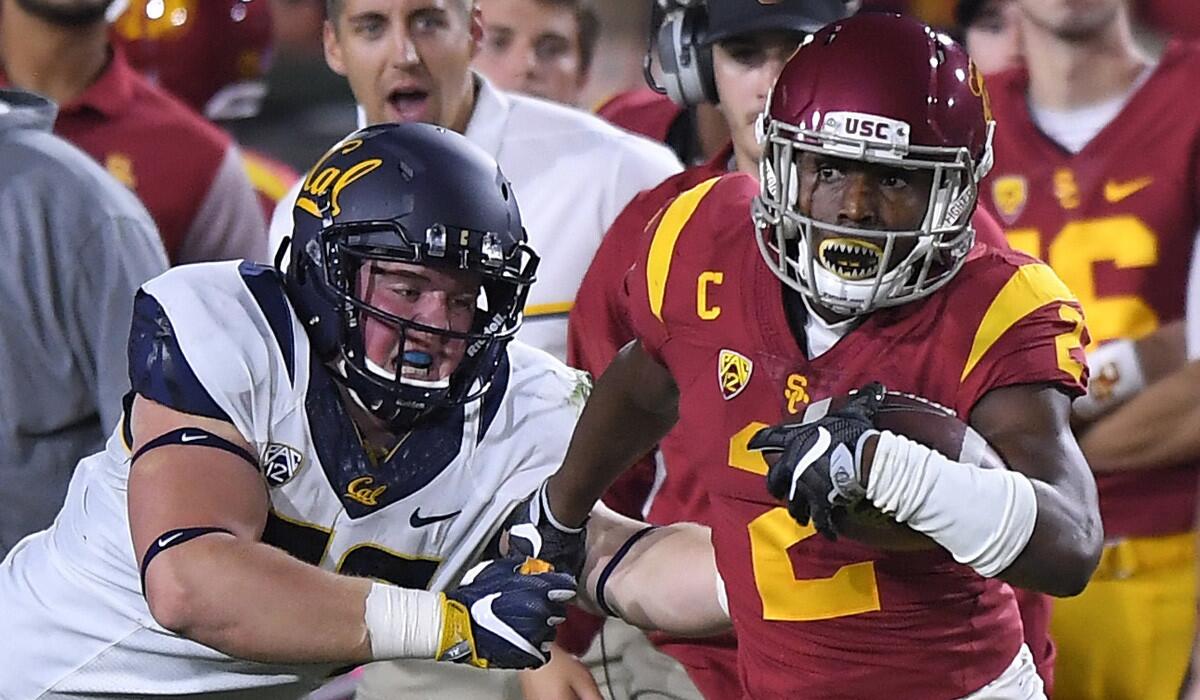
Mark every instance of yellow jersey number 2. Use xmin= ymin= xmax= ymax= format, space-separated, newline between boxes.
xmin=729 ymin=422 xmax=882 ymax=621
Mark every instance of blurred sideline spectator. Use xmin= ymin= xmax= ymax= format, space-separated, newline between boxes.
xmin=595 ymin=0 xmax=848 ymax=167
xmin=1136 ymin=0 xmax=1200 ymax=40
xmin=979 ymin=1 xmax=1200 ymax=697
xmin=0 ymin=87 xmax=167 ymax=559
xmin=473 ymin=0 xmax=597 ymax=106
xmin=957 ymin=0 xmax=1022 ymax=74
xmin=112 ymin=0 xmax=301 ymax=227
xmin=0 ymin=0 xmax=267 ymax=264
xmin=270 ymin=0 xmax=328 ymax=51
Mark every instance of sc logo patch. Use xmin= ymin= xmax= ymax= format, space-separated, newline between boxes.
xmin=262 ymin=443 xmax=303 ymax=487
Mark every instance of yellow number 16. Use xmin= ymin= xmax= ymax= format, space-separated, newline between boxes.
xmin=1007 ymin=216 xmax=1159 ymax=348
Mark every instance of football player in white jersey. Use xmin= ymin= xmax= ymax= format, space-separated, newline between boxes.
xmin=0 ymin=123 xmax=588 ymax=699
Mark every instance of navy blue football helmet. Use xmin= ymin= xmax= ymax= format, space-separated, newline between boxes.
xmin=283 ymin=123 xmax=538 ymax=429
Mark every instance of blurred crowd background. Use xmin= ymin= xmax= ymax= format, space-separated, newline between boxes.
xmin=233 ymin=0 xmax=1199 ymax=175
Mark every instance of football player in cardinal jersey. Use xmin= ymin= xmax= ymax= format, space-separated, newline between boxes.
xmin=537 ymin=14 xmax=1103 ymax=700
xmin=556 ymin=2 xmax=834 ymax=697
xmin=0 ymin=123 xmax=589 ymax=699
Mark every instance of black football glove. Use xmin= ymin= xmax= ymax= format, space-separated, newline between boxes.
xmin=503 ymin=482 xmax=588 ymax=578
xmin=439 ymin=557 xmax=576 ymax=670
xmin=749 ymin=382 xmax=885 ymax=540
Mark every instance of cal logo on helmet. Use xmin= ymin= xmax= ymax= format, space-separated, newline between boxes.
xmin=718 ymin=349 xmax=753 ymax=400
xmin=295 ymin=138 xmax=382 ymax=219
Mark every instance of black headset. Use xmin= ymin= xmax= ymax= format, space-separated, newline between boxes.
xmin=645 ymin=0 xmax=858 ymax=107
xmin=646 ymin=0 xmax=718 ymax=106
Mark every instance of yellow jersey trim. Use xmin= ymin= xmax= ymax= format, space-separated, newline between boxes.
xmin=525 ymin=301 xmax=574 ymax=317
xmin=961 ymin=263 xmax=1078 ymax=383
xmin=647 ymin=177 xmax=722 ymax=322
xmin=242 ymin=155 xmax=295 ymax=203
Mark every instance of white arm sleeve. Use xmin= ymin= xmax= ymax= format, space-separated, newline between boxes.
xmin=867 ymin=431 xmax=1038 ymax=578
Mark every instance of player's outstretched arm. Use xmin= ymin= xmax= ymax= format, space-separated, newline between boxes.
xmin=575 ymin=504 xmax=730 ymax=636
xmin=128 ymin=395 xmax=375 ymax=664
xmin=129 ymin=396 xmax=573 ymax=669
xmin=545 ymin=340 xmax=679 ymax=529
xmin=966 ymin=383 xmax=1104 ymax=596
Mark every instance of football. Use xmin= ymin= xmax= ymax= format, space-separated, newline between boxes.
xmin=815 ymin=391 xmax=1005 ymax=551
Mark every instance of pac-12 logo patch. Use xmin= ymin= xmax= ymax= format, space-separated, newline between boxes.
xmin=991 ymin=175 xmax=1027 ymax=224
xmin=718 ymin=349 xmax=753 ymax=400
xmin=262 ymin=443 xmax=302 ymax=487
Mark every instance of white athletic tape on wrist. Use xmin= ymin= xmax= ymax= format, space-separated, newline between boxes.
xmin=866 ymin=431 xmax=1038 ymax=578
xmin=1073 ymin=338 xmax=1145 ymax=422
xmin=365 ymin=582 xmax=444 ymax=660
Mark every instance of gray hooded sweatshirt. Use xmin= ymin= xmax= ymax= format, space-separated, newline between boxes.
xmin=0 ymin=88 xmax=167 ymax=556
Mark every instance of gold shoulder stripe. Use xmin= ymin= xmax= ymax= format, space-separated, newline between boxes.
xmin=525 ymin=301 xmax=574 ymax=317
xmin=961 ymin=263 xmax=1078 ymax=383
xmin=647 ymin=176 xmax=723 ymax=322
xmin=242 ymin=156 xmax=295 ymax=202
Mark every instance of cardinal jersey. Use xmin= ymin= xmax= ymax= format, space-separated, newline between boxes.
xmin=981 ymin=41 xmax=1200 ymax=539
xmin=625 ymin=173 xmax=1089 ymax=699
xmin=0 ymin=262 xmax=586 ymax=699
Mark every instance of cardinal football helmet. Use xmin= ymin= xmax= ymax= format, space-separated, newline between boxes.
xmin=285 ymin=123 xmax=538 ymax=429
xmin=112 ymin=0 xmax=273 ymax=120
xmin=753 ymin=13 xmax=994 ymax=315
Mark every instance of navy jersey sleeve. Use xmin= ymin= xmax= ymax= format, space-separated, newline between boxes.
xmin=128 ymin=289 xmax=231 ymax=421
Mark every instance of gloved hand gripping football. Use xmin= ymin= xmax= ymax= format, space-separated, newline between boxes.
xmin=748 ymin=382 xmax=885 ymax=540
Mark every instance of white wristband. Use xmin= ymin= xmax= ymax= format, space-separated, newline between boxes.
xmin=1073 ymin=338 xmax=1145 ymax=422
xmin=866 ymin=431 xmax=1038 ymax=578
xmin=364 ymin=582 xmax=444 ymax=660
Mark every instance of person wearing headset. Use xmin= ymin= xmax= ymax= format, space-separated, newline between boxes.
xmin=595 ymin=0 xmax=849 ymax=168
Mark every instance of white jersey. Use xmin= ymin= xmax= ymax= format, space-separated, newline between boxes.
xmin=269 ymin=75 xmax=682 ymax=362
xmin=0 ymin=261 xmax=588 ymax=699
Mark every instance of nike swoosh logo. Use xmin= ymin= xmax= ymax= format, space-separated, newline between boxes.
xmin=508 ymin=523 xmax=543 ymax=557
xmin=471 ymin=593 xmax=544 ymax=661
xmin=790 ymin=427 xmax=831 ymax=502
xmin=157 ymin=532 xmax=184 ymax=548
xmin=410 ymin=508 xmax=462 ymax=528
xmin=1104 ymin=177 xmax=1152 ymax=203
xmin=180 ymin=433 xmax=206 ymax=443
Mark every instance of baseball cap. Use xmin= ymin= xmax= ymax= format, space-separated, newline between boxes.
xmin=700 ymin=0 xmax=855 ymax=44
